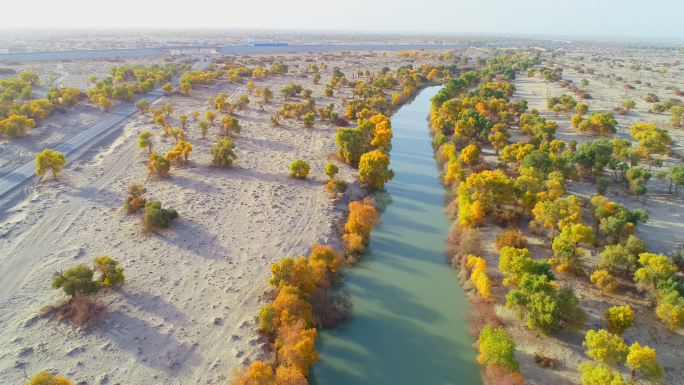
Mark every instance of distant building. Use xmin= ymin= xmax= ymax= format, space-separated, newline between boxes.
xmin=247 ymin=36 xmax=287 ymax=47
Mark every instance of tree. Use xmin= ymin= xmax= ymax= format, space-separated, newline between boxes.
xmin=25 ymin=371 xmax=73 ymax=385
xmin=162 ymin=83 xmax=174 ymax=94
xmin=135 ymin=99 xmax=149 ymax=114
xmin=289 ymin=160 xmax=310 ymax=179
xmin=532 ymin=196 xmax=582 ymax=239
xmin=180 ymin=82 xmax=192 ymax=94
xmin=221 ymin=116 xmax=242 ymax=136
xmin=344 ymin=200 xmax=380 ymax=244
xmin=179 ymin=115 xmax=188 ymax=129
xmin=336 ymin=128 xmax=367 ymax=164
xmin=626 ymin=342 xmax=663 ymax=383
xmin=275 ymin=319 xmax=319 ymax=376
xmin=358 ymin=149 xmax=394 ymax=189
xmin=577 ymin=362 xmax=626 ymax=385
xmin=325 ymin=163 xmax=339 ymax=179
xmin=630 ymin=123 xmax=671 ymax=161
xmin=625 ymin=167 xmax=651 ymax=200
xmin=144 ymin=201 xmax=178 ymax=230
xmin=147 ymin=153 xmax=170 ymax=175
xmin=163 ymin=103 xmax=174 ymax=117
xmin=583 ymin=329 xmax=628 ymax=366
xmin=498 ymin=247 xmax=554 ymax=287
xmin=98 ymin=97 xmax=113 ymax=112
xmin=477 ymin=323 xmax=519 ymax=372
xmin=488 ymin=123 xmax=510 ymax=155
xmin=577 ymin=111 xmax=618 ymax=135
xmin=622 ymin=100 xmax=636 ymax=111
xmin=551 ymin=223 xmax=595 ymax=274
xmin=198 ymin=121 xmax=209 ymax=138
xmin=168 ymin=140 xmax=193 ymax=162
xmin=51 ymin=265 xmax=100 ymax=297
xmin=522 ymin=150 xmax=553 ymax=173
xmin=575 ymin=103 xmax=589 ymax=116
xmin=604 ymin=306 xmax=634 ymax=335
xmin=137 ymin=132 xmax=154 ymax=155
xmin=668 ymin=164 xmax=684 ymax=195
xmin=205 ymin=110 xmax=217 ymax=124
xmin=303 ymin=112 xmax=315 ymax=128
xmin=0 ymin=114 xmax=36 ymax=137
xmin=246 ymin=81 xmax=255 ymax=94
xmin=93 ymin=256 xmax=125 ymax=286
xmin=634 ymin=253 xmax=678 ymax=291
xmin=591 ymin=270 xmax=618 ymax=295
xmin=598 ymin=236 xmax=645 ymax=274
xmin=262 ymin=88 xmax=273 ymax=103
xmin=465 ymin=170 xmax=516 ymax=211
xmin=35 ymin=149 xmax=66 ymax=180
xmin=596 ymin=177 xmax=611 ymax=195
xmin=460 ymin=144 xmax=480 ymax=164
xmin=211 ymin=137 xmax=237 ymax=167
xmin=123 ymin=184 xmax=147 ymax=213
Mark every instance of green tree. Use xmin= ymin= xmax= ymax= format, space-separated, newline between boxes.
xmin=289 ymin=159 xmax=310 ymax=179
xmin=35 ymin=149 xmax=66 ymax=180
xmin=477 ymin=323 xmax=519 ymax=372
xmin=144 ymin=201 xmax=178 ymax=230
xmin=303 ymin=112 xmax=315 ymax=128
xmin=596 ymin=177 xmax=611 ymax=195
xmin=668 ymin=164 xmax=684 ymax=195
xmin=625 ymin=167 xmax=651 ymax=200
xmin=498 ymin=246 xmax=554 ymax=287
xmin=551 ymin=223 xmax=595 ymax=275
xmin=210 ymin=137 xmax=237 ymax=167
xmin=336 ymin=128 xmax=367 ymax=164
xmin=622 ymin=100 xmax=636 ymax=111
xmin=577 ymin=362 xmax=626 ymax=385
xmin=51 ymin=265 xmax=100 ymax=297
xmin=198 ymin=121 xmax=209 ymax=138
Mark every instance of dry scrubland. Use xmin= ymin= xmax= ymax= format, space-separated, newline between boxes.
xmin=457 ymin=46 xmax=684 ymax=385
xmin=0 ymin=48 xmax=459 ymax=384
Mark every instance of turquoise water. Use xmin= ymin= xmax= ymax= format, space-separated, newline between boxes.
xmin=310 ymin=87 xmax=481 ymax=385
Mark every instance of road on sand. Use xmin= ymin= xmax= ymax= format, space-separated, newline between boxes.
xmin=0 ymin=58 xmax=209 ymax=199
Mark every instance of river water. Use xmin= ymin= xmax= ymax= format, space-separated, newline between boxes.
xmin=310 ymin=87 xmax=481 ymax=385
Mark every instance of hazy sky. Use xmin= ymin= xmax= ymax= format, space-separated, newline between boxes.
xmin=3 ymin=0 xmax=683 ymax=40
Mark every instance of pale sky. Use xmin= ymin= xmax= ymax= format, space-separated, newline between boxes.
xmin=2 ymin=0 xmax=683 ymax=40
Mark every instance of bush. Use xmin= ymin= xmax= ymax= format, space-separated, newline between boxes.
xmin=311 ymin=289 xmax=353 ymax=329
xmin=93 ymin=256 xmax=125 ymax=286
xmin=605 ymin=306 xmax=634 ymax=334
xmin=325 ymin=178 xmax=347 ymax=198
xmin=447 ymin=224 xmax=484 ymax=268
xmin=144 ymin=201 xmax=178 ymax=230
xmin=211 ymin=137 xmax=237 ymax=167
xmin=591 ymin=270 xmax=618 ymax=294
xmin=147 ymin=152 xmax=170 ymax=175
xmin=477 ymin=323 xmax=520 ymax=373
xmin=289 ymin=159 xmax=310 ymax=179
xmin=51 ymin=265 xmax=100 ymax=297
xmin=123 ymin=184 xmax=147 ymax=213
xmin=492 ymin=208 xmax=520 ymax=228
xmin=303 ymin=112 xmax=315 ymax=127
xmin=26 ymin=371 xmax=74 ymax=385
xmin=495 ymin=229 xmax=527 ymax=250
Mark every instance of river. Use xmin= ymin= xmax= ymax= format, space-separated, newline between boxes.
xmin=310 ymin=86 xmax=481 ymax=385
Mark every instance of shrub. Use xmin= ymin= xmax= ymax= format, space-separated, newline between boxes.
xmin=583 ymin=329 xmax=628 ymax=366
xmin=289 ymin=159 xmax=310 ymax=179
xmin=93 ymin=257 xmax=125 ymax=286
xmin=211 ymin=137 xmax=237 ymax=167
xmin=26 ymin=371 xmax=74 ymax=385
xmin=311 ymin=289 xmax=353 ymax=329
xmin=123 ymin=184 xmax=147 ymax=213
xmin=591 ymin=270 xmax=618 ymax=294
xmin=325 ymin=178 xmax=347 ymax=198
xmin=447 ymin=225 xmax=484 ymax=267
xmin=51 ymin=265 xmax=100 ymax=297
xmin=495 ymin=229 xmax=527 ymax=250
xmin=492 ymin=208 xmax=520 ymax=228
xmin=303 ymin=112 xmax=315 ymax=127
xmin=467 ymin=255 xmax=492 ymax=299
xmin=144 ymin=201 xmax=178 ymax=230
xmin=147 ymin=153 xmax=170 ymax=175
xmin=605 ymin=306 xmax=634 ymax=334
